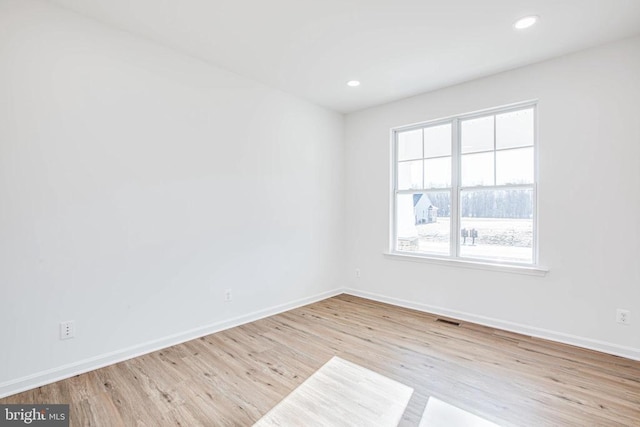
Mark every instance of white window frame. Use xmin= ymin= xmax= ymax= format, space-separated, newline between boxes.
xmin=389 ymin=101 xmax=543 ymax=272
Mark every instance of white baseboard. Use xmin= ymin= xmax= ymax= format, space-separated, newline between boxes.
xmin=344 ymin=288 xmax=640 ymax=362
xmin=3 ymin=286 xmax=638 ymax=399
xmin=0 ymin=288 xmax=344 ymax=399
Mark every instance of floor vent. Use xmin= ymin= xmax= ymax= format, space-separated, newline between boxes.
xmin=436 ymin=318 xmax=460 ymax=326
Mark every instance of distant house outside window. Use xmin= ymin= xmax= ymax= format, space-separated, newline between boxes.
xmin=391 ymin=102 xmax=537 ymax=265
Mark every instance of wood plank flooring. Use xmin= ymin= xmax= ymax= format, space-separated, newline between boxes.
xmin=254 ymin=356 xmax=413 ymax=426
xmin=2 ymin=294 xmax=639 ymax=426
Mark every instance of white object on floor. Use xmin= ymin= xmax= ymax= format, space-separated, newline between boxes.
xmin=419 ymin=396 xmax=501 ymax=427
xmin=253 ymin=356 xmax=414 ymax=426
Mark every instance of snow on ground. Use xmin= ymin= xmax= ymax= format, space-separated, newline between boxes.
xmin=408 ymin=217 xmax=533 ymax=262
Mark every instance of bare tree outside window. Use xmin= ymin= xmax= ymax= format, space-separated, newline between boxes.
xmin=393 ymin=104 xmax=536 ymax=265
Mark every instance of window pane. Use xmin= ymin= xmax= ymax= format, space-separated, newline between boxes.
xmin=424 ymin=123 xmax=451 ymax=158
xmin=424 ymin=157 xmax=451 ymax=188
xmin=459 ymin=189 xmax=533 ymax=263
xmin=397 ymin=129 xmax=422 ymax=161
xmin=496 ymin=108 xmax=534 ymax=149
xmin=397 ymin=160 xmax=423 ymax=190
xmin=461 ymin=152 xmax=494 ymax=186
xmin=396 ymin=192 xmax=450 ymax=255
xmin=496 ymin=147 xmax=534 ymax=185
xmin=461 ymin=115 xmax=494 ymax=153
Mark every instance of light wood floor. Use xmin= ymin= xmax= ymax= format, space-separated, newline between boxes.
xmin=2 ymin=295 xmax=639 ymax=426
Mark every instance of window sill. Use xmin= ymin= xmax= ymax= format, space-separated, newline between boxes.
xmin=383 ymin=252 xmax=548 ymax=276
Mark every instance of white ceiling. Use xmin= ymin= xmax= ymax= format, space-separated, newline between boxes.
xmin=47 ymin=0 xmax=640 ymax=113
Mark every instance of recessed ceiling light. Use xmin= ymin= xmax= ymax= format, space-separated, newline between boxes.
xmin=347 ymin=80 xmax=360 ymax=87
xmin=513 ymin=15 xmax=539 ymax=30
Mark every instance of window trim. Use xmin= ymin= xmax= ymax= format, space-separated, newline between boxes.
xmin=389 ymin=100 xmax=540 ymax=268
xmin=382 ymin=252 xmax=548 ymax=276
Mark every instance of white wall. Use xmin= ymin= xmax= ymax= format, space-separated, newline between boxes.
xmin=2 ymin=0 xmax=638 ymax=400
xmin=345 ymin=36 xmax=640 ymax=359
xmin=0 ymin=0 xmax=344 ymax=395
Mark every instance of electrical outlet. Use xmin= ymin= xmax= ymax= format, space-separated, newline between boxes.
xmin=225 ymin=289 xmax=233 ymax=302
xmin=60 ymin=321 xmax=75 ymax=340
xmin=355 ymin=268 xmax=361 ymax=278
xmin=616 ymin=309 xmax=630 ymax=325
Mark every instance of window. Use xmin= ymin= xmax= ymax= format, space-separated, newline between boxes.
xmin=392 ymin=103 xmax=536 ymax=265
